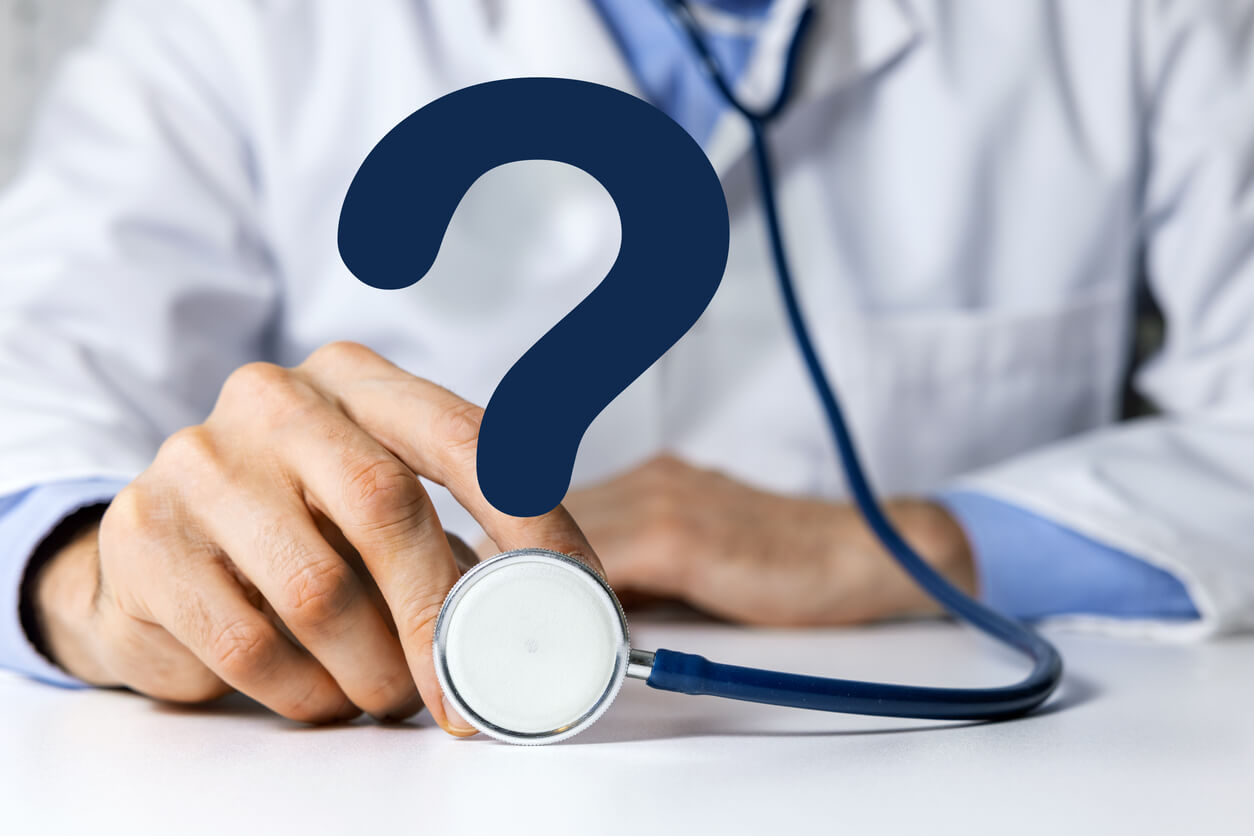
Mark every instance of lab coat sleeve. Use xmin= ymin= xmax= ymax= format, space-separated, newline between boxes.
xmin=949 ymin=1 xmax=1254 ymax=639
xmin=0 ymin=0 xmax=276 ymax=667
xmin=0 ymin=0 xmax=275 ymax=497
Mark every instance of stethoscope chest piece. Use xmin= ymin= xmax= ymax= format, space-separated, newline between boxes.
xmin=433 ymin=549 xmax=631 ymax=744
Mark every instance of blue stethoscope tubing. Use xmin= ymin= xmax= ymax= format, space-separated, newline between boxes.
xmin=646 ymin=0 xmax=1064 ymax=721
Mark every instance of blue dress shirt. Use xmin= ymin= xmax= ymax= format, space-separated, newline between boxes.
xmin=939 ymin=491 xmax=1197 ymax=621
xmin=0 ymin=0 xmax=1197 ymax=685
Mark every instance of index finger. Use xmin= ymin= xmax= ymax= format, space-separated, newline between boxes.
xmin=297 ymin=342 xmax=600 ymax=570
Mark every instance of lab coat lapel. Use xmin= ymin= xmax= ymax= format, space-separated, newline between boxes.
xmin=706 ymin=0 xmax=921 ymax=173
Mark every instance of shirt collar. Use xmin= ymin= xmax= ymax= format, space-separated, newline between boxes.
xmin=452 ymin=0 xmax=921 ymax=171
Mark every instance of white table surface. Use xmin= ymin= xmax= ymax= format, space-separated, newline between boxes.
xmin=2 ymin=614 xmax=1250 ymax=836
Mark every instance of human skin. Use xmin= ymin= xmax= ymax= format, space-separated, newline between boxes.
xmin=32 ymin=343 xmax=974 ymax=731
xmin=30 ymin=341 xmax=599 ymax=734
xmin=561 ymin=455 xmax=977 ymax=626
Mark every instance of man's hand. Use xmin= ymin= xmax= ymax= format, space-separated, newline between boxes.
xmin=564 ymin=455 xmax=976 ymax=626
xmin=31 ymin=342 xmax=599 ymax=731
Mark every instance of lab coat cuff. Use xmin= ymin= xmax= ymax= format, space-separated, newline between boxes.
xmin=0 ymin=479 xmax=127 ymax=688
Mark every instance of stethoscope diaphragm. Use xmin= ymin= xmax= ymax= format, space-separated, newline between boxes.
xmin=433 ymin=549 xmax=632 ymax=744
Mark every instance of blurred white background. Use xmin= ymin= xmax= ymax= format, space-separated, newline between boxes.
xmin=1 ymin=0 xmax=102 ymax=187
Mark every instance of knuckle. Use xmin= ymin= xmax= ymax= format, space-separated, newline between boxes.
xmin=102 ymin=485 xmax=151 ymax=538
xmin=304 ymin=340 xmax=377 ymax=372
xmin=279 ymin=680 xmax=341 ymax=725
xmin=157 ymin=426 xmax=221 ymax=475
xmin=637 ymin=453 xmax=688 ymax=491
xmin=434 ymin=400 xmax=484 ymax=457
xmin=362 ymin=669 xmax=417 ymax=710
xmin=220 ymin=363 xmax=321 ymax=431
xmin=209 ymin=618 xmax=276 ymax=681
xmin=343 ymin=457 xmax=428 ymax=531
xmin=280 ymin=557 xmax=356 ymax=629
xmin=647 ymin=453 xmax=684 ymax=475
xmin=98 ymin=490 xmax=172 ymax=597
xmin=398 ymin=596 xmax=445 ymax=644
xmin=222 ymin=361 xmax=291 ymax=403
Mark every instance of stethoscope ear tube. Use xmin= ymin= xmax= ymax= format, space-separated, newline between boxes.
xmin=646 ymin=646 xmax=1059 ymax=721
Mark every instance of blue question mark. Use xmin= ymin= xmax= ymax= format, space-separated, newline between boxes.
xmin=338 ymin=78 xmax=730 ymax=517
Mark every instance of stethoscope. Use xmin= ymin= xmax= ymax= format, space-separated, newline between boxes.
xmin=432 ymin=0 xmax=1064 ymax=744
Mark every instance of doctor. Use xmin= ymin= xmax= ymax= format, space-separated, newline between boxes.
xmin=1 ymin=0 xmax=1252 ymax=734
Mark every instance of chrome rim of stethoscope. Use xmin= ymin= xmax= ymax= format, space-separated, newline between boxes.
xmin=433 ymin=549 xmax=634 ymax=744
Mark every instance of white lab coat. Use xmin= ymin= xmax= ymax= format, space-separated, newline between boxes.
xmin=1 ymin=0 xmax=1252 ymax=639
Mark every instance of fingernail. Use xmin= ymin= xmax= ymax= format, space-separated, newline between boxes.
xmin=442 ymin=695 xmax=477 ymax=736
